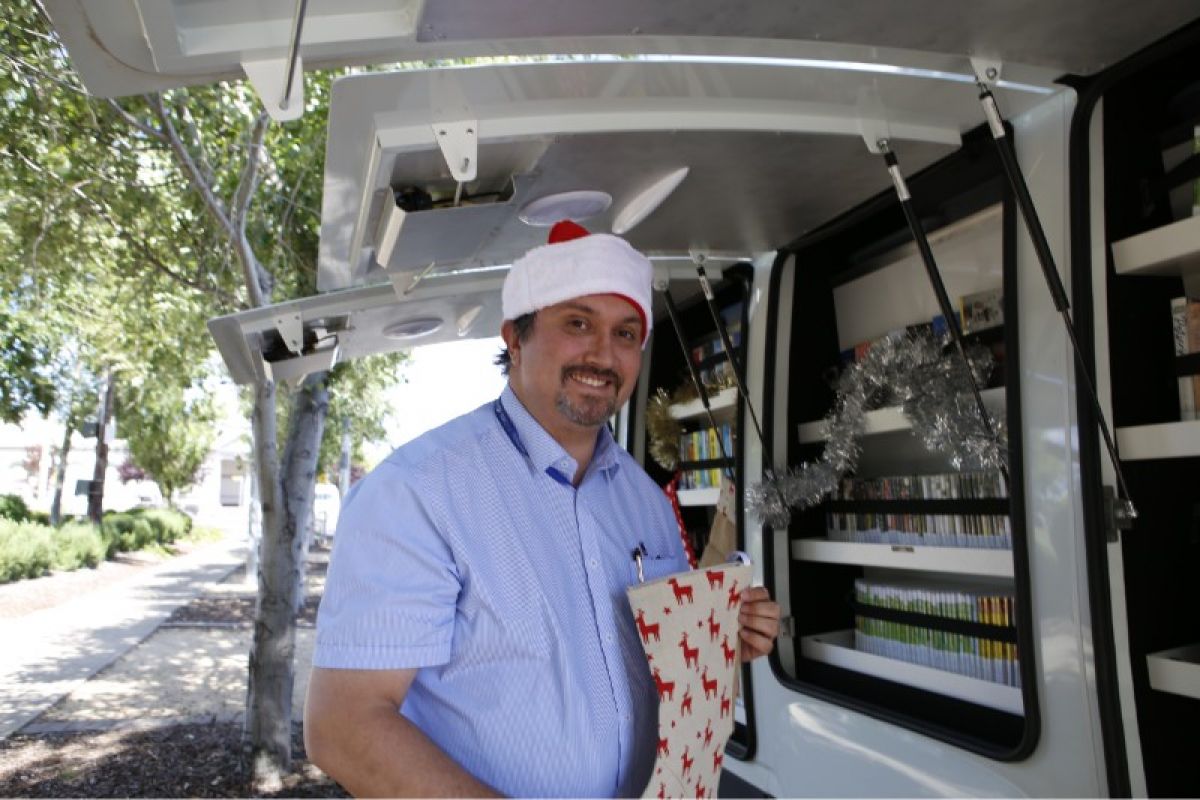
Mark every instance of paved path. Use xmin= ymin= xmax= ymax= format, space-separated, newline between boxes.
xmin=0 ymin=536 xmax=246 ymax=739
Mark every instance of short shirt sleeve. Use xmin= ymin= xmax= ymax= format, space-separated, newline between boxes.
xmin=312 ymin=460 xmax=462 ymax=670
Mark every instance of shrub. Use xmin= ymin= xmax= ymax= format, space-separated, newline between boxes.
xmin=0 ymin=520 xmax=54 ymax=582
xmin=50 ymin=523 xmax=106 ymax=570
xmin=101 ymin=508 xmax=194 ymax=556
xmin=0 ymin=494 xmax=32 ymax=523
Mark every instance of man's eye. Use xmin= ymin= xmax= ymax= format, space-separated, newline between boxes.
xmin=617 ymin=328 xmax=637 ymax=341
xmin=568 ymin=318 xmax=588 ymax=330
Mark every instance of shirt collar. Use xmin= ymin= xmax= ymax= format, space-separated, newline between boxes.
xmin=498 ymin=385 xmax=621 ymax=483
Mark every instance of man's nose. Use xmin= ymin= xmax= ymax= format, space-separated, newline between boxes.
xmin=583 ymin=329 xmax=617 ymax=365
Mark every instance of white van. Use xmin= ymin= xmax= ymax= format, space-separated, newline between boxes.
xmin=46 ymin=3 xmax=1200 ymax=795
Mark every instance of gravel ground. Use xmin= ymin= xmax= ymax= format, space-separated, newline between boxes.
xmin=0 ymin=542 xmax=343 ymax=797
xmin=0 ymin=721 xmax=348 ymax=798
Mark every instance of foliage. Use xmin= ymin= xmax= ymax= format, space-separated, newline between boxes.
xmin=117 ymin=457 xmax=147 ymax=484
xmin=0 ymin=493 xmax=32 ymax=522
xmin=0 ymin=508 xmax=194 ymax=583
xmin=99 ymin=508 xmax=192 ymax=559
xmin=312 ymin=353 xmax=407 ymax=476
xmin=118 ymin=377 xmax=218 ymax=504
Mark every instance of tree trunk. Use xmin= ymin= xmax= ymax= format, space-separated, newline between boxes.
xmin=87 ymin=368 xmax=116 ymax=525
xmin=338 ymin=415 xmax=351 ymax=499
xmin=49 ymin=415 xmax=73 ymax=527
xmin=245 ymin=373 xmax=328 ymax=789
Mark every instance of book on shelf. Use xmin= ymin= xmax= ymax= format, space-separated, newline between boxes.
xmin=826 ymin=470 xmax=1011 ymax=550
xmin=853 ymin=577 xmax=1020 ymax=688
xmin=678 ymin=423 xmax=735 ymax=490
xmin=1171 ymin=296 xmax=1199 ymax=421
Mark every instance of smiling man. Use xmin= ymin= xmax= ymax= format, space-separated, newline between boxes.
xmin=305 ymin=221 xmax=780 ymax=798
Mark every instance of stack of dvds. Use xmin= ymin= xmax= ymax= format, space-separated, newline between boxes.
xmin=826 ymin=470 xmax=1011 ymax=550
xmin=853 ymin=578 xmax=1020 ymax=687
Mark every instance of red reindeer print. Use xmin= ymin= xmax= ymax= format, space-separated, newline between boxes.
xmin=719 ymin=688 xmax=731 ymax=718
xmin=657 ymin=736 xmax=669 ymax=757
xmin=695 ymin=776 xmax=707 ymax=798
xmin=727 ymin=579 xmax=741 ymax=609
xmin=668 ymin=577 xmax=695 ymax=605
xmin=652 ymin=668 xmax=675 ymax=701
xmin=701 ymin=666 xmax=719 ymax=699
xmin=663 ymin=606 xmax=672 ymax=616
xmin=657 ymin=783 xmax=666 ymax=799
xmin=680 ymin=686 xmax=693 ymax=716
xmin=678 ymin=632 xmax=700 ymax=670
xmin=681 ymin=746 xmax=694 ymax=778
xmin=704 ymin=568 xmax=724 ymax=589
xmin=707 ymin=609 xmax=721 ymax=642
xmin=635 ymin=609 xmax=661 ymax=643
xmin=702 ymin=721 xmax=713 ymax=749
xmin=713 ymin=750 xmax=724 ymax=772
xmin=720 ymin=634 xmax=737 ymax=668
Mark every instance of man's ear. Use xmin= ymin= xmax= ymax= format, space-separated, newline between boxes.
xmin=500 ymin=319 xmax=521 ymax=366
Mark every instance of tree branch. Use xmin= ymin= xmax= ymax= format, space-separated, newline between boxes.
xmin=149 ymin=93 xmax=234 ymax=234
xmin=106 ymin=98 xmax=166 ymax=142
xmin=231 ymin=111 xmax=273 ymax=306
xmin=150 ymin=92 xmax=267 ymax=308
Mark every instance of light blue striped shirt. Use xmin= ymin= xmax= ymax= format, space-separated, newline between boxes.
xmin=314 ymin=386 xmax=687 ymax=797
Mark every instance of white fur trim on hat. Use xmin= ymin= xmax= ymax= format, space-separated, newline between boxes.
xmin=502 ymin=233 xmax=654 ymax=346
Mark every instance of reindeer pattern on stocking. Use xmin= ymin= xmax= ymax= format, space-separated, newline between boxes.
xmin=627 ymin=562 xmax=751 ymax=798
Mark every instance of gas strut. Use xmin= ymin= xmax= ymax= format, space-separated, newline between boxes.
xmin=691 ymin=259 xmax=790 ymax=515
xmin=975 ymin=75 xmax=1137 ymax=522
xmin=656 ymin=282 xmax=732 ymax=473
xmin=876 ymin=140 xmax=1011 ymax=490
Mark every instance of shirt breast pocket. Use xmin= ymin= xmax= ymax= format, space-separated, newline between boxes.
xmin=629 ymin=553 xmax=682 ymax=586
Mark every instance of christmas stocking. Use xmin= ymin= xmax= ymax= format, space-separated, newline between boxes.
xmin=628 ymin=561 xmax=752 ymax=799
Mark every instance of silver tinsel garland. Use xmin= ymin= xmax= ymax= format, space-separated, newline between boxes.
xmin=747 ymin=330 xmax=1007 ymax=528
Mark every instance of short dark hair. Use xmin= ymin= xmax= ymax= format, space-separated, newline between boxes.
xmin=493 ymin=312 xmax=537 ymax=376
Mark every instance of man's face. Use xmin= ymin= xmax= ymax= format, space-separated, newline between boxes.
xmin=503 ymin=294 xmax=644 ymax=441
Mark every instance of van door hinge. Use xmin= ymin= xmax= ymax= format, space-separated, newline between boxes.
xmin=779 ymin=616 xmax=796 ymax=639
xmin=1103 ymin=485 xmax=1136 ymax=542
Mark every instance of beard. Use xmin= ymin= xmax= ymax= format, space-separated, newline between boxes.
xmin=556 ymin=365 xmax=622 ymax=427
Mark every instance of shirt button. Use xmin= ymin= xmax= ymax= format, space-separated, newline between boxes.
xmin=606 ymin=633 xmax=614 ymax=643
xmin=589 ymin=558 xmax=599 ymax=568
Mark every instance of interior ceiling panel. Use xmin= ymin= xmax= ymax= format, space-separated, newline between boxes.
xmin=416 ymin=0 xmax=1200 ymax=76
xmin=389 ymin=129 xmax=956 ymax=261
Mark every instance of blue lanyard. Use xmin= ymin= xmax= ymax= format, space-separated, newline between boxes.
xmin=494 ymin=399 xmax=573 ymax=486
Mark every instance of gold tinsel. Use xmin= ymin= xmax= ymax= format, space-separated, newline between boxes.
xmin=646 ymin=388 xmax=683 ymax=470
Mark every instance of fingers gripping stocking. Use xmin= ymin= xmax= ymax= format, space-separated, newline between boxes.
xmin=628 ymin=563 xmax=751 ymax=798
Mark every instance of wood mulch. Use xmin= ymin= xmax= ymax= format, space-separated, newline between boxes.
xmin=0 ymin=721 xmax=348 ymax=798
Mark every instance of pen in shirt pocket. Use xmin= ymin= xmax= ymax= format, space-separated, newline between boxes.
xmin=631 ymin=541 xmax=647 ymax=583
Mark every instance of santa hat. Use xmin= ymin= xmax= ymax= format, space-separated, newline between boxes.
xmin=502 ymin=220 xmax=653 ymax=346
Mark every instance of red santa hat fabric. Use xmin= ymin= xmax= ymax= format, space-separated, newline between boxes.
xmin=502 ymin=220 xmax=654 ymax=346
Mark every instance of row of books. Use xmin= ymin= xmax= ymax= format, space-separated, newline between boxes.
xmin=834 ymin=470 xmax=1007 ymax=502
xmin=1171 ymin=296 xmax=1200 ymax=421
xmin=827 ymin=514 xmax=1012 ymax=549
xmin=678 ymin=423 xmax=735 ymax=490
xmin=853 ymin=578 xmax=1020 ymax=687
xmin=839 ymin=287 xmax=1004 ymax=368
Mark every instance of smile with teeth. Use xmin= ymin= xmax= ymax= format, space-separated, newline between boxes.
xmin=565 ymin=368 xmax=618 ymax=391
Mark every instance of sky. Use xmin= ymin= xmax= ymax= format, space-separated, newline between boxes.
xmin=367 ymin=336 xmax=508 ymax=464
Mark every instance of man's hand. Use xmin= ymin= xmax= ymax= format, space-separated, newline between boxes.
xmin=738 ymin=586 xmax=781 ymax=663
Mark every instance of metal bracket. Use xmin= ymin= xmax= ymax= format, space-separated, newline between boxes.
xmin=779 ymin=616 xmax=796 ymax=639
xmin=969 ymin=56 xmax=1003 ymax=87
xmin=272 ymin=312 xmax=304 ymax=355
xmin=241 ymin=57 xmax=305 ymax=122
xmin=1103 ymin=485 xmax=1137 ymax=542
xmin=386 ymin=262 xmax=438 ymax=299
xmin=856 ymin=87 xmax=892 ymax=155
xmin=431 ymin=120 xmax=479 ymax=182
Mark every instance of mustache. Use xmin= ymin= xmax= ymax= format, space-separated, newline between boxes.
xmin=562 ymin=365 xmax=622 ymax=389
